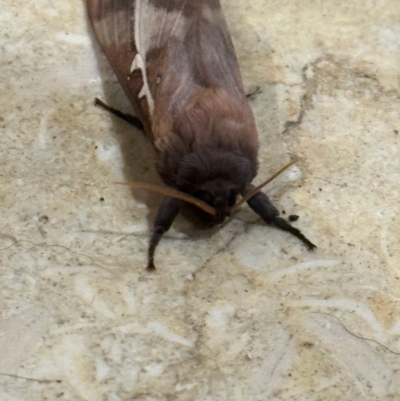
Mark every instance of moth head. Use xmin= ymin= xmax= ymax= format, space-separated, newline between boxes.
xmin=176 ymin=149 xmax=255 ymax=223
xmin=192 ymin=181 xmax=236 ymax=223
xmin=118 ymin=159 xmax=299 ymax=222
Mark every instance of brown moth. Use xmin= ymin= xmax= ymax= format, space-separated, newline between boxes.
xmin=87 ymin=0 xmax=316 ymax=269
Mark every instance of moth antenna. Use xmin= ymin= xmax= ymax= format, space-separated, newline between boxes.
xmin=115 ymin=182 xmax=217 ymax=216
xmin=230 ymin=158 xmax=301 ymax=213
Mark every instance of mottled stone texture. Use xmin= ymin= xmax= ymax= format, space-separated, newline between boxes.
xmin=1 ymin=1 xmax=400 ymax=400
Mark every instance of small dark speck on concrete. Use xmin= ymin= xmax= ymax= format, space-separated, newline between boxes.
xmin=39 ymin=215 xmax=49 ymax=223
xmin=100 ymin=197 xmax=105 ymax=202
xmin=282 ymin=210 xmax=286 ymax=214
xmin=289 ymin=215 xmax=299 ymax=222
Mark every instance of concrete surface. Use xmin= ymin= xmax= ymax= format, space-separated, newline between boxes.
xmin=1 ymin=1 xmax=400 ymax=400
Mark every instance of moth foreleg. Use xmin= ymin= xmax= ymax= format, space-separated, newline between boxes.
xmin=94 ymin=98 xmax=144 ymax=131
xmin=246 ymin=189 xmax=316 ymax=250
xmin=147 ymin=196 xmax=182 ymax=271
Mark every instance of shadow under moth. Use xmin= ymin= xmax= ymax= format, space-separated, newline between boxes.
xmin=87 ymin=0 xmax=316 ymax=270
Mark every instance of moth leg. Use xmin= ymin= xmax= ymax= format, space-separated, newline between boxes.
xmin=245 ymin=189 xmax=316 ymax=250
xmin=147 ymin=196 xmax=182 ymax=271
xmin=94 ymin=98 xmax=144 ymax=131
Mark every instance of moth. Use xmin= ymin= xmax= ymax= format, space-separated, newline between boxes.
xmin=87 ymin=0 xmax=316 ymax=269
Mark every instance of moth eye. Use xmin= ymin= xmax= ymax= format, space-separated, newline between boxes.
xmin=228 ymin=190 xmax=236 ymax=207
xmin=194 ymin=190 xmax=213 ymax=205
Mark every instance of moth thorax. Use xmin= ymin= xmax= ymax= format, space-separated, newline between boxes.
xmin=176 ymin=148 xmax=254 ymax=212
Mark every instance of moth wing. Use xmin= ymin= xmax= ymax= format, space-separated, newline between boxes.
xmin=87 ymin=1 xmax=252 ymax=141
xmin=87 ymin=0 xmax=155 ymax=135
xmin=139 ymin=0 xmax=249 ymax=117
